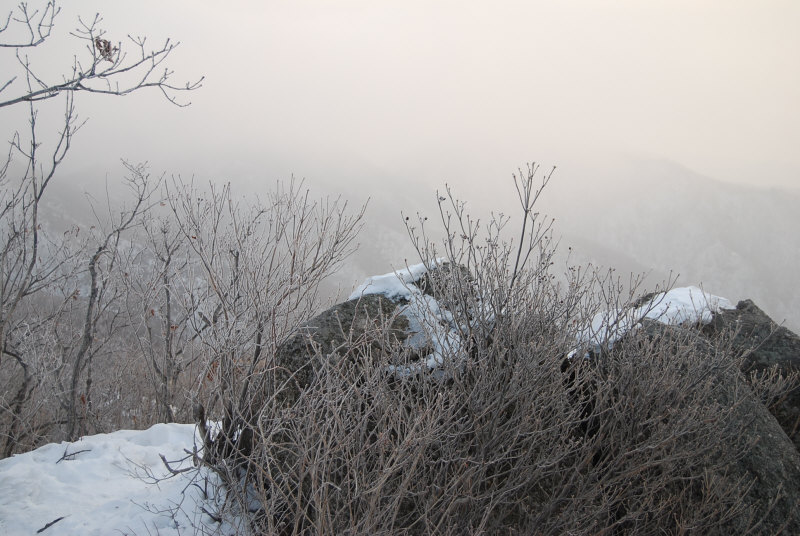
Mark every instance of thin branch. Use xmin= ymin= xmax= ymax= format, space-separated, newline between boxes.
xmin=0 ymin=8 xmax=202 ymax=108
xmin=0 ymin=1 xmax=59 ymax=48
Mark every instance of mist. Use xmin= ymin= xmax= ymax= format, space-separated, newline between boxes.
xmin=3 ymin=0 xmax=799 ymax=328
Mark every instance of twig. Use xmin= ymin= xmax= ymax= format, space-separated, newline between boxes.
xmin=56 ymin=447 xmax=91 ymax=463
xmin=201 ymin=506 xmax=223 ymax=523
xmin=160 ymin=453 xmax=194 ymax=475
xmin=36 ymin=516 xmax=67 ymax=533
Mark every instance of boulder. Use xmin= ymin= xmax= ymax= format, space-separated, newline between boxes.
xmin=633 ymin=320 xmax=800 ymax=534
xmin=201 ymin=262 xmax=467 ymax=463
xmin=703 ymin=299 xmax=800 ymax=450
xmin=215 ymin=265 xmax=800 ymax=532
xmin=269 ymin=293 xmax=412 ymax=407
xmin=261 ymin=261 xmax=466 ymax=409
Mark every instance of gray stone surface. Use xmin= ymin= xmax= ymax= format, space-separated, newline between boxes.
xmin=269 ymin=293 xmax=412 ymax=407
xmin=636 ymin=320 xmax=800 ymax=534
xmin=703 ymin=299 xmax=800 ymax=450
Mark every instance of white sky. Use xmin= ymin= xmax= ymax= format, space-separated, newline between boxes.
xmin=2 ymin=0 xmax=798 ymax=193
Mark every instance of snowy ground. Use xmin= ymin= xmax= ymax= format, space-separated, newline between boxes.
xmin=0 ymin=423 xmax=236 ymax=536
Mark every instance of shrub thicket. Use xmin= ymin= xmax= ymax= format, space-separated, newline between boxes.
xmin=199 ymin=166 xmax=789 ymax=535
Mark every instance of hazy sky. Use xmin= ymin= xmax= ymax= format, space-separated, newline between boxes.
xmin=2 ymin=1 xmax=799 ymax=326
xmin=3 ymin=0 xmax=798 ymax=195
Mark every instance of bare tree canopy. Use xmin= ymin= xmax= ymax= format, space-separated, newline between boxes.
xmin=0 ymin=0 xmax=202 ymax=453
xmin=0 ymin=1 xmax=203 ymax=108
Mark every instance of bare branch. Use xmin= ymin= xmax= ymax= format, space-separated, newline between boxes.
xmin=0 ymin=6 xmax=202 ymax=108
xmin=0 ymin=1 xmax=59 ymax=48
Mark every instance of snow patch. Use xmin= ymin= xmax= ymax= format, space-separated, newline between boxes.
xmin=351 ymin=266 xmax=734 ymax=366
xmin=348 ymin=260 xmax=441 ymax=301
xmin=572 ymin=285 xmax=735 ymax=357
xmin=0 ymin=423 xmax=239 ymax=536
xmin=349 ymin=260 xmax=466 ymax=377
xmin=349 ymin=258 xmax=734 ymax=370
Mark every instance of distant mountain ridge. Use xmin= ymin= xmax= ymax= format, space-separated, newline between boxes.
xmin=545 ymin=158 xmax=800 ymax=332
xmin=42 ymin=158 xmax=799 ymax=332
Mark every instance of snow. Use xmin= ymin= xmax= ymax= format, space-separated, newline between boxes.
xmin=348 ymin=260 xmax=441 ymax=301
xmin=573 ymin=285 xmax=735 ymax=356
xmin=0 ymin=423 xmax=235 ymax=536
xmin=350 ymin=264 xmax=735 ymax=365
xmin=349 ymin=260 xmax=466 ymax=377
xmin=642 ymin=286 xmax=734 ymax=325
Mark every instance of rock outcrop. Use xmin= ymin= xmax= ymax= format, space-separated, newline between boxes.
xmin=261 ymin=261 xmax=467 ymax=408
xmin=218 ymin=260 xmax=800 ymax=534
xmin=636 ymin=319 xmax=800 ymax=534
xmin=269 ymin=293 xmax=412 ymax=407
xmin=276 ymin=286 xmax=800 ymax=533
xmin=703 ymin=299 xmax=800 ymax=450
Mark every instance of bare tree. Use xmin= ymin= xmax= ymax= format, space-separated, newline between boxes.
xmin=60 ymin=164 xmax=160 ymax=439
xmin=165 ymin=178 xmax=365 ymax=459
xmin=0 ymin=1 xmax=199 ymax=455
xmin=119 ymin=182 xmax=215 ymax=425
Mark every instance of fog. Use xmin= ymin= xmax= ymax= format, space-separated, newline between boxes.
xmin=3 ymin=1 xmax=799 ymax=327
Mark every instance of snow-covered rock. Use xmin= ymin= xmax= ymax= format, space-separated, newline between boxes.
xmin=571 ymin=285 xmax=734 ymax=358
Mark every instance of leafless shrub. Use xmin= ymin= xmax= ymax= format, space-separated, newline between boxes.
xmin=199 ymin=165 xmax=781 ymax=535
xmin=172 ymin=177 xmax=366 ymax=460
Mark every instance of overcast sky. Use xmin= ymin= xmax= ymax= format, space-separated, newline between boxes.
xmin=2 ymin=1 xmax=799 ymax=325
xmin=3 ymin=0 xmax=798 ymax=195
